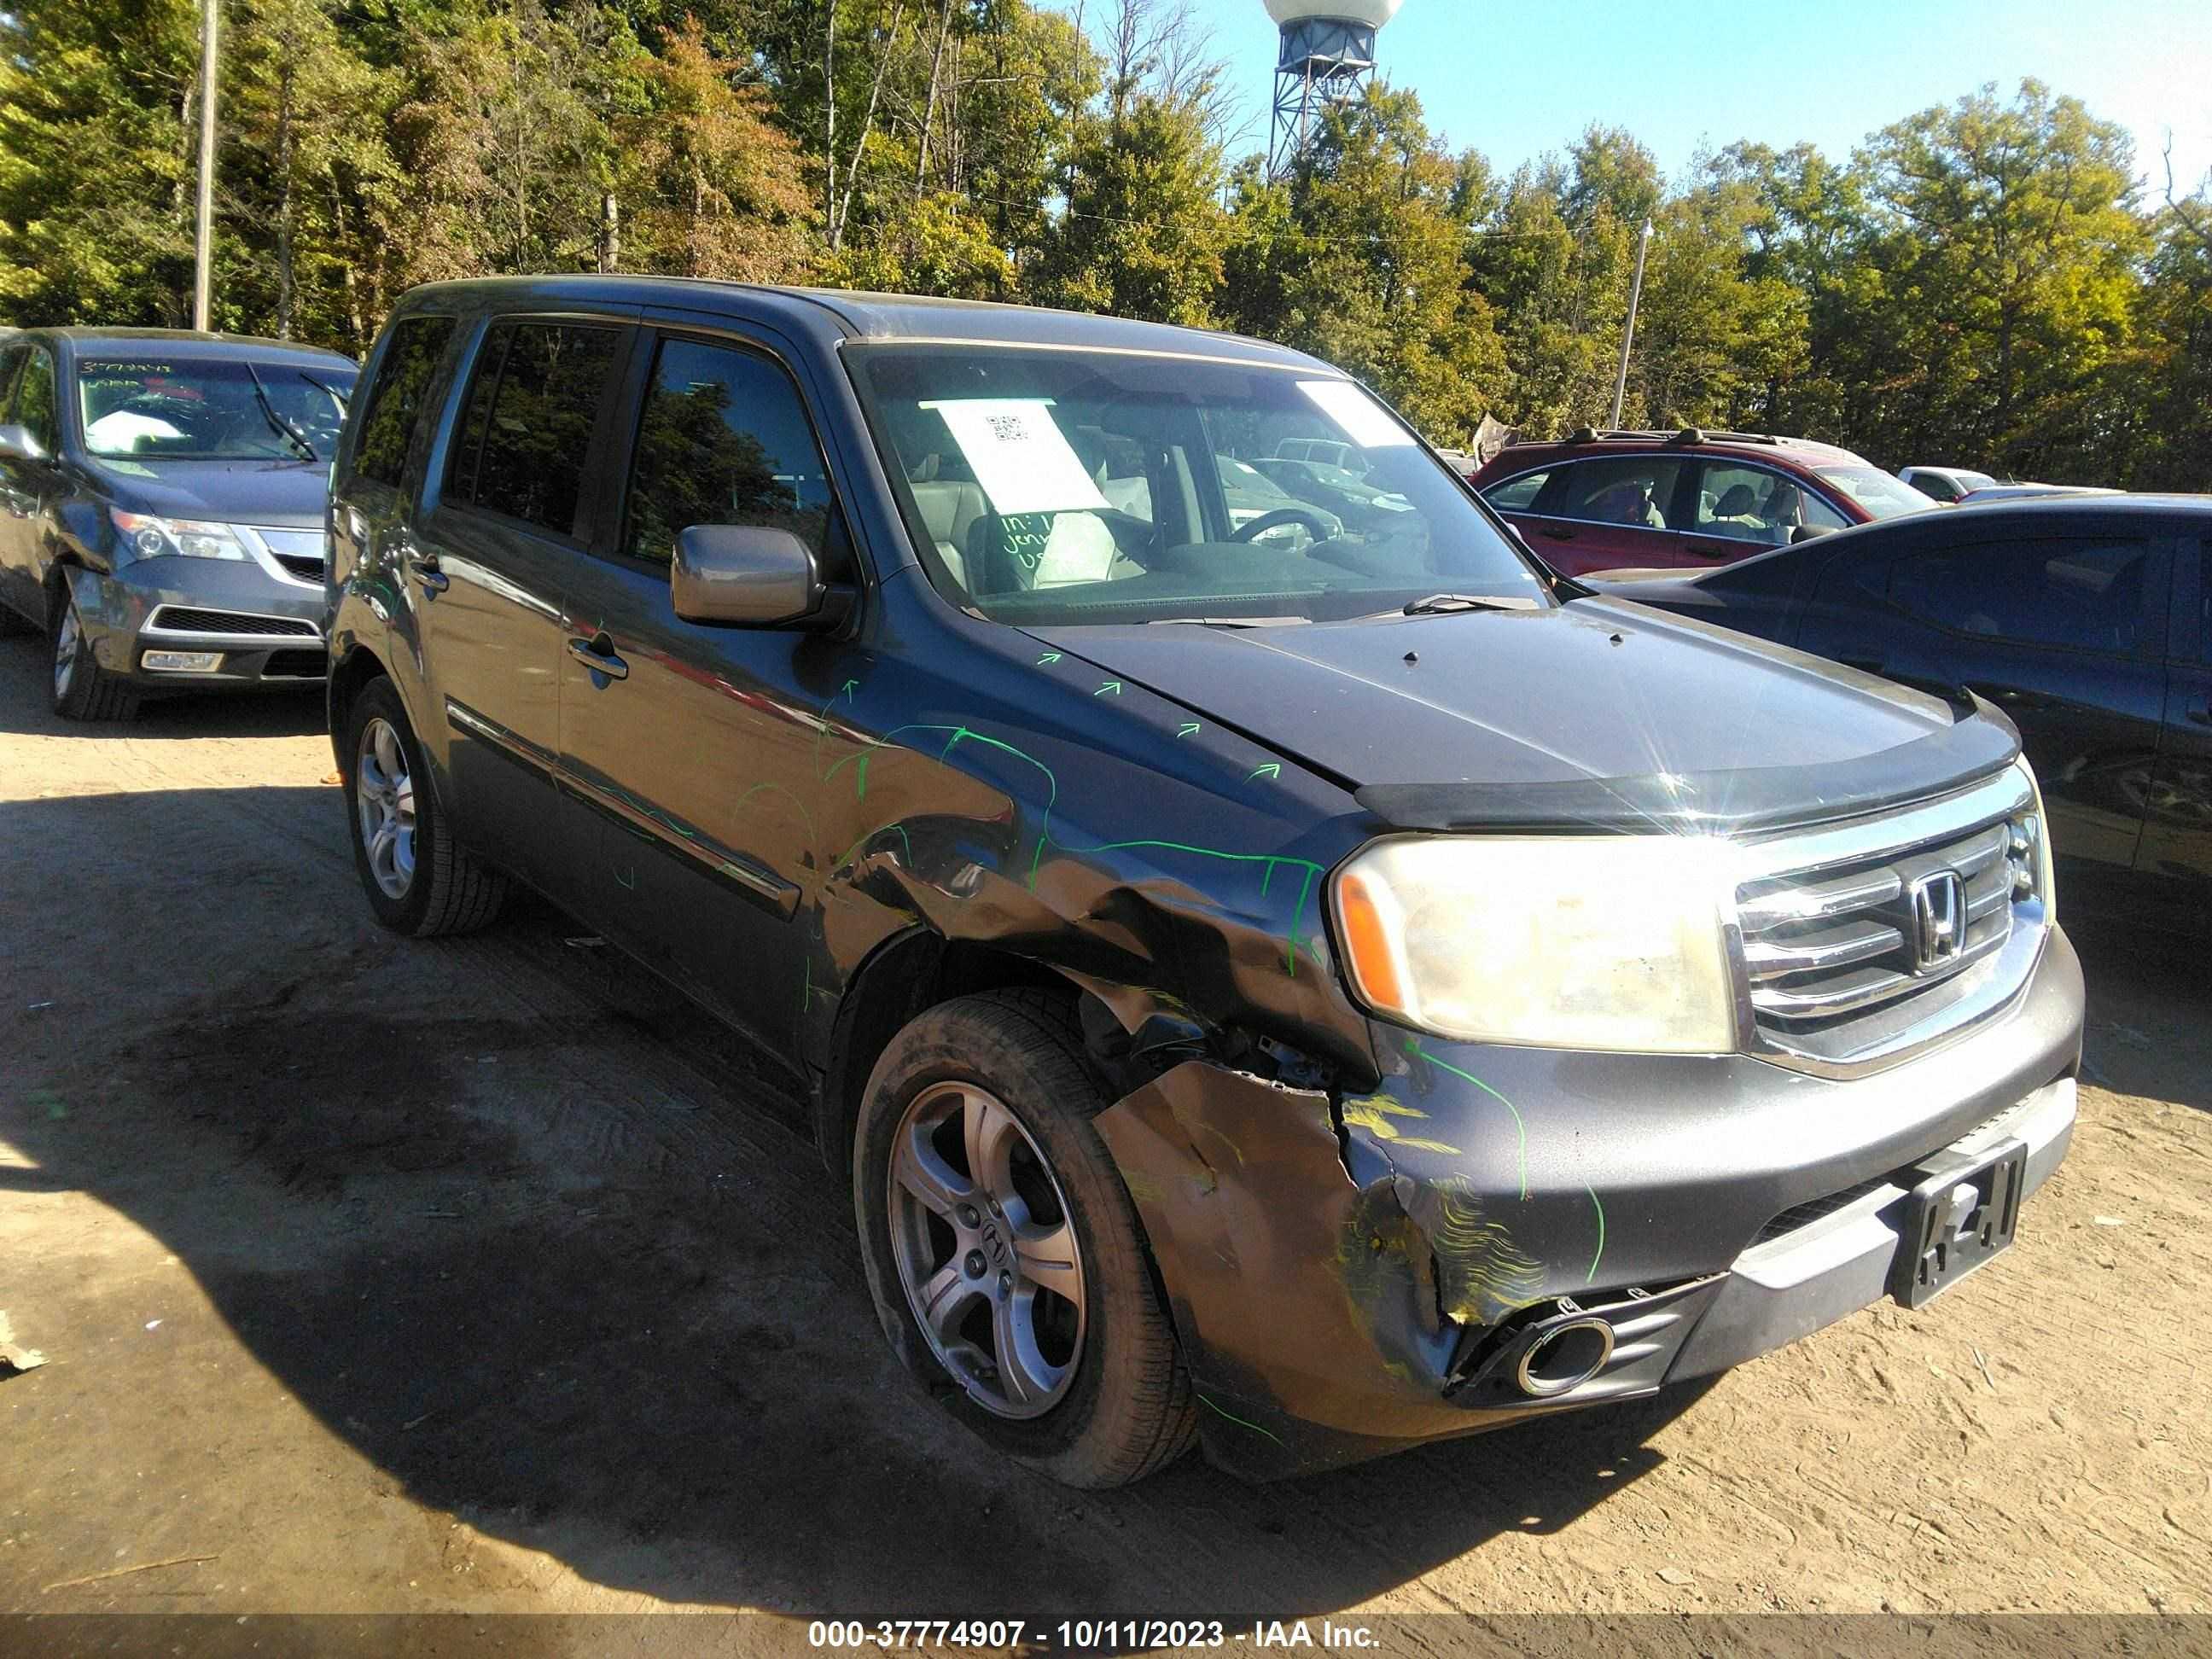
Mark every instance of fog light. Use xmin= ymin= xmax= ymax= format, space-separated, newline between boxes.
xmin=143 ymin=650 xmax=224 ymax=673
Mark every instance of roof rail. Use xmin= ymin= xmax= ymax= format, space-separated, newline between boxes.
xmin=1549 ymin=426 xmax=1786 ymax=448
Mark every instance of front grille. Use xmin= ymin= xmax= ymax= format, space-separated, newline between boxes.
xmin=240 ymin=527 xmax=327 ymax=585
xmin=1733 ymin=770 xmax=2045 ymax=1070
xmin=147 ymin=606 xmax=317 ymax=637
xmin=260 ymin=649 xmax=326 ymax=678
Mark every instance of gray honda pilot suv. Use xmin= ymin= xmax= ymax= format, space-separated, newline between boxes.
xmin=325 ymin=277 xmax=2084 ymax=1487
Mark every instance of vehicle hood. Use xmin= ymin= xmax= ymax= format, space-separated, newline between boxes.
xmin=86 ymin=457 xmax=333 ymax=528
xmin=1030 ymin=597 xmax=2020 ymax=835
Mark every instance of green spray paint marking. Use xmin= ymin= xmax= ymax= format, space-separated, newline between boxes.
xmin=1095 ymin=680 xmax=1122 ymax=696
xmin=1404 ymin=1039 xmax=1529 ymax=1202
xmin=1584 ymin=1185 xmax=1606 ymax=1284
xmin=1196 ymin=1393 xmax=1283 ymax=1445
xmin=1037 ymin=650 xmax=1062 ymax=666
xmin=830 ymin=819 xmax=916 ymax=876
xmin=1177 ymin=722 xmax=1202 ymax=739
xmin=732 ymin=781 xmax=818 ymax=841
xmin=1248 ymin=762 xmax=1281 ymax=783
xmin=818 ymin=720 xmax=1325 ymax=973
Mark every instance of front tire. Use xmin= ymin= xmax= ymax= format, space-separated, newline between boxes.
xmin=853 ymin=989 xmax=1196 ymax=1488
xmin=50 ymin=586 xmax=137 ymax=721
xmin=341 ymin=676 xmax=506 ymax=936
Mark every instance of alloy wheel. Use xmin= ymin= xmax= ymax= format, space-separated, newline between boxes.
xmin=888 ymin=1081 xmax=1087 ymax=1419
xmin=355 ymin=716 xmax=417 ymax=899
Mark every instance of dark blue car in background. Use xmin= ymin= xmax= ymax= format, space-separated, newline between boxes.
xmin=0 ymin=328 xmax=357 ymax=719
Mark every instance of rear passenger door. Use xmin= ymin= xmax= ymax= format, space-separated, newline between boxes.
xmin=1520 ymin=455 xmax=1694 ymax=574
xmin=2141 ymin=532 xmax=2211 ymax=901
xmin=1870 ymin=532 xmax=2171 ymax=874
xmin=553 ymin=328 xmax=851 ymax=1056
xmin=413 ymin=315 xmax=632 ymax=891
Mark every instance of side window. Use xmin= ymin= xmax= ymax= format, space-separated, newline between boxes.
xmin=0 ymin=346 xmax=21 ymax=420
xmin=1548 ymin=457 xmax=1685 ymax=530
xmin=1695 ymin=462 xmax=1839 ymax=543
xmin=1890 ymin=538 xmax=2157 ymax=654
xmin=620 ymin=336 xmax=837 ymax=570
xmin=352 ymin=316 xmax=455 ymax=487
xmin=1482 ymin=469 xmax=1550 ymax=511
xmin=12 ymin=349 xmax=58 ymax=452
xmin=446 ymin=320 xmax=622 ymax=538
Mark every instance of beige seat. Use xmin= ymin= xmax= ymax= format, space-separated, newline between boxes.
xmin=911 ymin=480 xmax=989 ymax=587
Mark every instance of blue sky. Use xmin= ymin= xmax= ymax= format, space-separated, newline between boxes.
xmin=1175 ymin=0 xmax=2212 ymax=201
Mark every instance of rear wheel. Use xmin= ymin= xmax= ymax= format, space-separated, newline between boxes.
xmin=341 ymin=675 xmax=506 ymax=936
xmin=853 ymin=989 xmax=1196 ymax=1488
xmin=50 ymin=586 xmax=137 ymax=721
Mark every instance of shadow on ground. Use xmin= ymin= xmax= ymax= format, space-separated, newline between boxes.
xmin=0 ymin=634 xmax=325 ymax=741
xmin=2067 ymin=911 xmax=2211 ymax=1115
xmin=0 ymin=785 xmax=1707 ymax=1621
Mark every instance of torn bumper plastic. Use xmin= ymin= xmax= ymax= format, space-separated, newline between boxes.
xmin=1094 ymin=925 xmax=2083 ymax=1481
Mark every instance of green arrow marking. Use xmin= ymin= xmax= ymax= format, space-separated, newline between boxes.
xmin=1037 ymin=651 xmax=1062 ymax=666
xmin=1247 ymin=762 xmax=1281 ymax=782
xmin=841 ymin=678 xmax=859 ymax=700
xmin=1095 ymin=680 xmax=1122 ymax=696
xmin=1177 ymin=722 xmax=1202 ymax=739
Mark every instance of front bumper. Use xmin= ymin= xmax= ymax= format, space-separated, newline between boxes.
xmin=1096 ymin=925 xmax=2084 ymax=1481
xmin=71 ymin=554 xmax=326 ymax=691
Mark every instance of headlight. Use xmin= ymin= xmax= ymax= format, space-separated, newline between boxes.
xmin=2014 ymin=758 xmax=2056 ymax=925
xmin=111 ymin=509 xmax=252 ymax=563
xmin=1332 ymin=835 xmax=1740 ymax=1053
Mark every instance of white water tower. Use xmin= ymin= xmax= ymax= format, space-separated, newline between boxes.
xmin=1265 ymin=0 xmax=1403 ymax=179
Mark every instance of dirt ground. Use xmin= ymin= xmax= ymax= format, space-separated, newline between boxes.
xmin=2 ymin=631 xmax=2208 ymax=1640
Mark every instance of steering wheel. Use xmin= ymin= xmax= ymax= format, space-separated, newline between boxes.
xmin=1229 ymin=507 xmax=1335 ymax=545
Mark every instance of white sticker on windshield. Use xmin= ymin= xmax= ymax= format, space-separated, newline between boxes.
xmin=920 ymin=399 xmax=1110 ymax=517
xmin=1296 ymin=381 xmax=1414 ymax=449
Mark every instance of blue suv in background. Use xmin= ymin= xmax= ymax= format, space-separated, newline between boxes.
xmin=0 ymin=328 xmax=357 ymax=719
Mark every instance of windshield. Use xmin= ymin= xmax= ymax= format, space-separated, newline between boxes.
xmin=77 ymin=356 xmax=355 ymax=462
xmin=1816 ymin=465 xmax=1937 ymax=521
xmin=849 ymin=346 xmax=1546 ymax=626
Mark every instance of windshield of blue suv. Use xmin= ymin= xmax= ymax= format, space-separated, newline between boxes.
xmin=77 ymin=356 xmax=355 ymax=462
xmin=850 ymin=345 xmax=1549 ymax=626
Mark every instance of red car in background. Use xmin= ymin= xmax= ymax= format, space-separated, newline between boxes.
xmin=1461 ymin=427 xmax=1936 ymax=577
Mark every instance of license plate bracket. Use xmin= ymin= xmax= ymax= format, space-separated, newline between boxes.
xmin=1889 ymin=1137 xmax=2029 ymax=1309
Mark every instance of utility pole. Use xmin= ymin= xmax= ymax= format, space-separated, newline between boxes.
xmin=192 ymin=0 xmax=218 ymax=332
xmin=1608 ymin=218 xmax=1653 ymax=429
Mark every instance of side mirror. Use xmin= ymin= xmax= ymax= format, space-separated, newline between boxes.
xmin=0 ymin=423 xmax=46 ymax=464
xmin=1790 ymin=523 xmax=1835 ymax=544
xmin=672 ymin=523 xmax=839 ymax=628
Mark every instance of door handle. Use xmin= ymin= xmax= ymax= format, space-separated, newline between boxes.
xmin=2188 ymin=703 xmax=2211 ymax=728
xmin=406 ymin=552 xmax=447 ymax=593
xmin=1536 ymin=525 xmax=1576 ymax=541
xmin=568 ymin=635 xmax=629 ymax=682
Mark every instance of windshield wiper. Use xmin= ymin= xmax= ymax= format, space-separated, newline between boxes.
xmin=298 ymin=370 xmax=348 ymax=415
xmin=1144 ymin=614 xmax=1310 ymax=628
xmin=1396 ymin=592 xmax=1544 ymax=616
xmin=243 ymin=360 xmax=317 ymax=462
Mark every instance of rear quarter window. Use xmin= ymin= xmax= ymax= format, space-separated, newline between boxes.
xmin=352 ymin=316 xmax=455 ymax=487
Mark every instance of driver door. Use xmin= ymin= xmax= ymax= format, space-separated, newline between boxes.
xmin=554 ymin=326 xmax=850 ymax=1056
